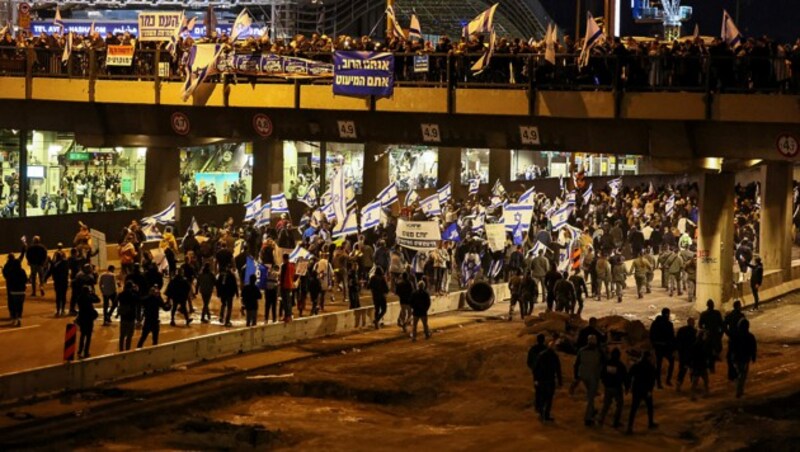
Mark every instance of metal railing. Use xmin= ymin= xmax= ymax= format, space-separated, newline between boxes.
xmin=1 ymin=46 xmax=797 ymax=95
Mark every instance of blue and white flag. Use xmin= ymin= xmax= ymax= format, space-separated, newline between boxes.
xmin=181 ymin=43 xmax=222 ymax=102
xmin=559 ymin=176 xmax=567 ymax=196
xmin=321 ymin=202 xmax=336 ymax=221
xmin=550 ymin=204 xmax=573 ymax=231
xmin=607 ymin=177 xmax=622 ymax=198
xmin=331 ymin=168 xmax=348 ymax=224
xmin=271 ymin=193 xmax=289 ymax=214
xmin=578 ymin=12 xmax=605 ymax=68
xmin=721 ymin=10 xmax=742 ymax=48
xmin=527 ymin=240 xmax=546 ymax=257
xmin=360 ymin=200 xmax=382 ymax=231
xmin=566 ymin=191 xmax=576 ymax=206
xmin=665 ymin=194 xmax=676 ymax=217
xmin=471 ymin=213 xmax=486 ymax=233
xmin=489 ymin=196 xmax=505 ymax=210
xmin=405 ymin=189 xmax=420 ymax=206
xmin=182 ymin=216 xmax=200 ymax=242
xmin=492 ymin=179 xmax=506 ymax=197
xmin=300 ymin=184 xmax=318 ymax=207
xmin=488 ymin=258 xmax=503 ymax=279
xmin=461 ymin=258 xmax=481 ymax=286
xmin=557 ymin=245 xmax=571 ymax=272
xmin=502 ymin=203 xmax=534 ymax=232
xmin=385 ymin=4 xmax=406 ymax=39
xmin=582 ymin=184 xmax=593 ymax=204
xmin=143 ymin=202 xmax=176 ymax=225
xmin=332 ymin=210 xmax=359 ymax=238
xmin=437 ymin=182 xmax=452 ymax=205
xmin=378 ymin=181 xmax=398 ymax=207
xmin=54 ymin=6 xmax=65 ymax=32
xmin=255 ymin=203 xmax=271 ymax=227
xmin=463 ymin=3 xmax=498 ymax=37
xmin=468 ymin=178 xmax=480 ymax=196
xmin=519 ymin=186 xmax=536 ymax=204
xmin=61 ymin=32 xmax=73 ymax=64
xmin=321 ymin=188 xmax=332 ymax=207
xmin=244 ymin=194 xmax=262 ymax=222
xmin=408 ymin=14 xmax=422 ymax=40
xmin=443 ymin=222 xmax=461 ymax=242
xmin=512 ymin=221 xmax=526 ymax=246
xmin=142 ymin=221 xmax=163 ymax=241
xmin=244 ymin=255 xmax=268 ymax=288
xmin=230 ymin=8 xmax=253 ymax=41
xmin=421 ymin=194 xmax=442 ymax=217
xmin=345 ymin=180 xmax=356 ymax=209
xmin=288 ymin=244 xmax=312 ymax=262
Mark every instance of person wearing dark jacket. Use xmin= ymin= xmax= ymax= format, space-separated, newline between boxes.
xmin=544 ymin=267 xmax=563 ymax=311
xmin=241 ymin=274 xmax=262 ymax=326
xmin=24 ymin=236 xmax=48 ymax=297
xmin=689 ymin=331 xmax=711 ymax=401
xmin=699 ymin=299 xmax=724 ymax=372
xmin=649 ymin=308 xmax=675 ymax=388
xmin=748 ymin=257 xmax=764 ymax=310
xmin=47 ymin=251 xmax=70 ymax=316
xmin=196 ymin=264 xmax=216 ymax=323
xmin=137 ymin=286 xmax=170 ymax=348
xmin=675 ymin=317 xmax=697 ymax=392
xmin=533 ymin=340 xmax=562 ymax=423
xmin=723 ymin=300 xmax=746 ymax=381
xmin=216 ymin=265 xmax=239 ymax=327
xmin=527 ymin=334 xmax=549 ymax=414
xmin=70 ymin=264 xmax=97 ymax=315
xmin=75 ymin=286 xmax=99 ymax=358
xmin=395 ymin=272 xmax=414 ymax=332
xmin=369 ymin=267 xmax=390 ymax=329
xmin=165 ymin=269 xmax=193 ymax=327
xmin=409 ymin=281 xmax=432 ymax=341
xmin=117 ymin=282 xmax=139 ymax=351
xmin=3 ymin=254 xmax=28 ymax=327
xmin=626 ymin=351 xmax=658 ymax=434
xmin=730 ymin=319 xmax=757 ymax=398
xmin=599 ymin=348 xmax=627 ymax=429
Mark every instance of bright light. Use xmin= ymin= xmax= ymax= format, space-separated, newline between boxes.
xmin=137 ymin=147 xmax=147 ymax=158
xmin=115 ymin=146 xmax=124 ymax=153
xmin=48 ymin=144 xmax=63 ymax=155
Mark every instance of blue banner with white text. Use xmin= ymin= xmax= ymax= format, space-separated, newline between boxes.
xmin=333 ymin=51 xmax=394 ymax=98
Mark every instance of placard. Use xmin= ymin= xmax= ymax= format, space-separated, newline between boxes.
xmin=413 ymin=55 xmax=429 ymax=73
xmin=485 ymin=224 xmax=506 ymax=252
xmin=137 ymin=12 xmax=182 ymax=41
xmin=397 ymin=219 xmax=441 ymax=252
xmin=333 ymin=51 xmax=394 ymax=98
xmin=106 ymin=45 xmax=134 ymax=66
xmin=519 ymin=125 xmax=541 ymax=145
xmin=421 ymin=123 xmax=441 ymax=143
xmin=90 ymin=229 xmax=107 ymax=270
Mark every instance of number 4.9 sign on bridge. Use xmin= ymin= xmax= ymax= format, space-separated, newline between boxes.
xmin=421 ymin=123 xmax=441 ymax=143
xmin=519 ymin=125 xmax=540 ymax=145
xmin=337 ymin=120 xmax=357 ymax=139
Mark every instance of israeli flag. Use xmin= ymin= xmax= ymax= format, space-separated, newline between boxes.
xmin=582 ymin=184 xmax=593 ymax=204
xmin=244 ymin=194 xmax=262 ymax=222
xmin=300 ymin=184 xmax=318 ymax=207
xmin=721 ymin=10 xmax=742 ymax=48
xmin=142 ymin=221 xmax=163 ymax=241
xmin=321 ymin=202 xmax=336 ymax=221
xmin=437 ymin=183 xmax=452 ymax=205
xmin=182 ymin=216 xmax=200 ymax=242
xmin=230 ymin=8 xmax=253 ymax=41
xmin=502 ymin=203 xmax=534 ymax=232
xmin=489 ymin=196 xmax=505 ymax=210
xmin=519 ymin=186 xmax=536 ymax=204
xmin=271 ymin=193 xmax=290 ymax=214
xmin=311 ymin=210 xmax=324 ymax=228
xmin=578 ymin=12 xmax=605 ymax=67
xmin=607 ymin=177 xmax=622 ymax=198
xmin=143 ymin=202 xmax=176 ymax=225
xmin=527 ymin=240 xmax=545 ymax=257
xmin=468 ymin=179 xmax=480 ymax=196
xmin=332 ymin=210 xmax=359 ymax=238
xmin=461 ymin=258 xmax=481 ymax=286
xmin=321 ymin=188 xmax=332 ymax=206
xmin=489 ymin=258 xmax=503 ymax=279
xmin=565 ymin=223 xmax=583 ymax=241
xmin=332 ymin=168 xmax=348 ymax=224
xmin=443 ymin=222 xmax=461 ymax=242
xmin=550 ymin=204 xmax=573 ymax=231
xmin=557 ymin=245 xmax=571 ymax=272
xmin=54 ymin=6 xmax=65 ymax=31
xmin=471 ymin=213 xmax=486 ymax=233
xmin=181 ymin=43 xmax=222 ymax=102
xmin=421 ymin=194 xmax=442 ymax=217
xmin=566 ymin=191 xmax=576 ymax=206
xmin=345 ymin=180 xmax=357 ymax=210
xmin=378 ymin=181 xmax=399 ymax=207
xmin=492 ymin=179 xmax=506 ymax=197
xmin=361 ymin=201 xmax=382 ymax=231
xmin=288 ymin=245 xmax=312 ymax=262
xmin=463 ymin=3 xmax=498 ymax=37
xmin=513 ymin=221 xmax=525 ymax=246
xmin=408 ymin=14 xmax=422 ymax=40
xmin=665 ymin=194 xmax=676 ymax=217
xmin=255 ymin=203 xmax=271 ymax=227
xmin=405 ymin=189 xmax=420 ymax=206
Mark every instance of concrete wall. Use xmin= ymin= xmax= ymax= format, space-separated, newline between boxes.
xmin=0 ymin=284 xmax=509 ymax=403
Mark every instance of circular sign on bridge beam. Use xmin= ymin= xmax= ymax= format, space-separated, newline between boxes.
xmin=776 ymin=133 xmax=799 ymax=159
xmin=252 ymin=113 xmax=273 ymax=138
xmin=18 ymin=2 xmax=30 ymax=15
xmin=170 ymin=112 xmax=191 ymax=136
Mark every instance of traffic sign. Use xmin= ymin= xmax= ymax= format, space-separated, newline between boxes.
xmin=170 ymin=112 xmax=190 ymax=136
xmin=252 ymin=113 xmax=273 ymax=138
xmin=776 ymin=133 xmax=799 ymax=158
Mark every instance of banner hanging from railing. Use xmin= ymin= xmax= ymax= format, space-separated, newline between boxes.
xmin=223 ymin=53 xmax=333 ymax=79
xmin=137 ymin=12 xmax=183 ymax=41
xmin=333 ymin=51 xmax=394 ymax=98
xmin=105 ymin=45 xmax=134 ymax=66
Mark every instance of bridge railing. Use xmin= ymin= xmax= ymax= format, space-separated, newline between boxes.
xmin=1 ymin=46 xmax=796 ymax=95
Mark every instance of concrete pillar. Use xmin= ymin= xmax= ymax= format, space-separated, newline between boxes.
xmin=252 ymin=138 xmax=284 ymax=198
xmin=363 ymin=143 xmax=389 ymax=202
xmin=696 ymin=172 xmax=735 ymax=310
xmin=759 ymin=162 xmax=793 ymax=279
xmin=438 ymin=147 xmax=464 ymax=199
xmin=143 ymin=147 xmax=180 ymax=220
xmin=489 ymin=148 xmax=511 ymax=193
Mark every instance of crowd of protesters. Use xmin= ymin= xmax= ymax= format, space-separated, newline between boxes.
xmin=1 ymin=23 xmax=799 ymax=92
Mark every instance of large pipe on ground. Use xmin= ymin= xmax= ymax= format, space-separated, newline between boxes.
xmin=466 ymin=281 xmax=495 ymax=311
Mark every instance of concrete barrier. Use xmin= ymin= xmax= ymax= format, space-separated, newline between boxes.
xmin=0 ymin=283 xmax=509 ymax=403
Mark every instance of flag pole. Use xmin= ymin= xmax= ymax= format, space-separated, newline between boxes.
xmin=386 ymin=0 xmax=395 ymax=37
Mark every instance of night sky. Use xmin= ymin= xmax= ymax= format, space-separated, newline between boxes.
xmin=539 ymin=0 xmax=799 ymax=43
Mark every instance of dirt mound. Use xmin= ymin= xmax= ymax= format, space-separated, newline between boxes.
xmin=520 ymin=312 xmax=649 ymax=352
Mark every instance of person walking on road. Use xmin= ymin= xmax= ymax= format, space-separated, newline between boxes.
xmin=137 ymin=286 xmax=170 ymax=348
xmin=533 ymin=340 xmax=562 ymax=423
xmin=75 ymin=286 xmax=100 ymax=358
xmin=241 ymin=274 xmax=262 ymax=327
xmin=575 ymin=334 xmax=604 ymax=426
xmin=649 ymin=308 xmax=675 ymax=388
xmin=630 ymin=252 xmax=652 ymax=299
xmin=674 ymin=317 xmax=697 ymax=392
xmin=410 ymin=280 xmax=432 ymax=341
xmin=196 ymin=263 xmax=216 ymax=323
xmin=24 ymin=235 xmax=48 ymax=297
xmin=117 ymin=282 xmax=139 ymax=352
xmin=527 ymin=334 xmax=548 ymax=414
xmin=747 ymin=257 xmax=764 ymax=310
xmin=369 ymin=267 xmax=390 ymax=329
xmin=395 ymin=272 xmax=414 ymax=332
xmin=166 ymin=268 xmax=193 ymax=327
xmin=99 ymin=265 xmax=119 ymax=326
xmin=730 ymin=319 xmax=757 ymax=398
xmin=598 ymin=348 xmax=627 ymax=429
xmin=279 ymin=253 xmax=296 ymax=322
xmin=47 ymin=250 xmax=70 ymax=317
xmin=216 ymin=264 xmax=239 ymax=327
xmin=3 ymin=253 xmax=27 ymax=327
xmin=723 ymin=300 xmax=746 ymax=381
xmin=689 ymin=331 xmax=711 ymax=401
xmin=699 ymin=299 xmax=724 ymax=372
xmin=626 ymin=351 xmax=658 ymax=434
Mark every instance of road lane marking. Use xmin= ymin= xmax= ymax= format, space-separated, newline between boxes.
xmin=0 ymin=324 xmax=41 ymax=333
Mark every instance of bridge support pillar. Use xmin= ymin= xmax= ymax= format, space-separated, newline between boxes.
xmin=252 ymin=139 xmax=284 ymax=199
xmin=363 ymin=143 xmax=389 ymax=203
xmin=696 ymin=171 xmax=735 ymax=310
xmin=438 ymin=147 xmax=464 ymax=199
xmin=489 ymin=149 xmax=511 ymax=194
xmin=143 ymin=147 xmax=180 ymax=222
xmin=759 ymin=162 xmax=793 ymax=280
